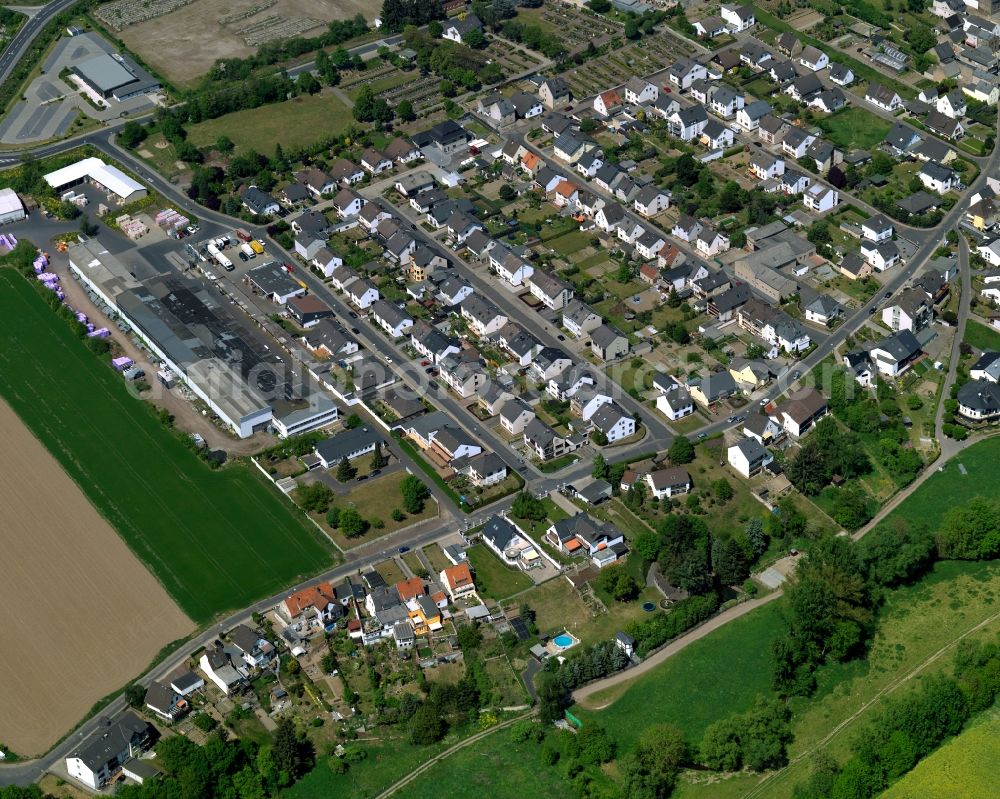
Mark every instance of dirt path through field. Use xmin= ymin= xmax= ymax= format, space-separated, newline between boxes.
xmin=0 ymin=399 xmax=193 ymax=756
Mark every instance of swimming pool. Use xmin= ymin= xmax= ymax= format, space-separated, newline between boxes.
xmin=553 ymin=634 xmax=573 ymax=647
xmin=642 ymin=601 xmax=656 ymax=612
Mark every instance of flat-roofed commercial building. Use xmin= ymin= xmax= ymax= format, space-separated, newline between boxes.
xmin=72 ymin=53 xmax=160 ymax=100
xmin=69 ymin=238 xmax=337 ymax=438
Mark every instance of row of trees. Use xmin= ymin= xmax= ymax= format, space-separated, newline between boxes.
xmin=536 ymin=640 xmax=632 ymax=723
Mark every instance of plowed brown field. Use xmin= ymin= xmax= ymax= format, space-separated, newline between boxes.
xmin=0 ymin=399 xmax=193 ymax=756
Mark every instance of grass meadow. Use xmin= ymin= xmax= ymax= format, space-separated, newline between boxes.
xmin=0 ymin=269 xmax=335 ymax=623
xmin=187 ymin=90 xmax=353 ymax=153
xmin=963 ymin=319 xmax=1000 ymax=353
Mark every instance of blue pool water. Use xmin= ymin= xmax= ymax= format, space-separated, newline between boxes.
xmin=642 ymin=602 xmax=656 ymax=612
xmin=554 ymin=634 xmax=573 ymax=647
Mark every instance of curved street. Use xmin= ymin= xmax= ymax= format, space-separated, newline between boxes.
xmin=0 ymin=7 xmax=998 ymax=787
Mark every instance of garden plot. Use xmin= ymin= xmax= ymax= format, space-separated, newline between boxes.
xmin=117 ymin=0 xmax=377 ymax=87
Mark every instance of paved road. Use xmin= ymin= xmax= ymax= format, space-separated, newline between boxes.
xmin=935 ymin=237 xmax=973 ymax=448
xmin=1 ymin=46 xmax=998 ymax=785
xmin=0 ymin=0 xmax=78 ymax=86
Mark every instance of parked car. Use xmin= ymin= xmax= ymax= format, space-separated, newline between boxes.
xmin=398 ymin=546 xmax=410 ymax=553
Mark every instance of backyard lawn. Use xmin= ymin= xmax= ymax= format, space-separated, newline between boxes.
xmin=818 ymin=107 xmax=892 ymax=150
xmin=188 ymin=91 xmax=354 ymax=153
xmin=465 ymin=544 xmax=534 ymax=600
xmin=963 ymin=319 xmax=1000 ymax=352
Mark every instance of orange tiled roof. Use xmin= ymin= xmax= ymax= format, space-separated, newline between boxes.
xmin=284 ymin=582 xmax=335 ymax=616
xmin=395 ymin=576 xmax=425 ymax=601
xmin=443 ymin=562 xmax=474 ymax=591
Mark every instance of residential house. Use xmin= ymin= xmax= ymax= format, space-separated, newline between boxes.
xmin=750 ymin=151 xmax=785 ymax=180
xmin=804 ymin=183 xmax=839 ymax=212
xmin=539 ymin=77 xmax=571 ymax=109
xmin=727 ymin=437 xmax=774 ymax=477
xmin=547 ymin=513 xmax=626 ymax=568
xmin=866 ymin=83 xmax=904 ymax=112
xmin=701 ymin=119 xmax=735 ymax=149
xmin=737 ymin=99 xmax=772 ymax=131
xmin=721 ymin=3 xmax=755 ymax=31
xmin=590 ymin=324 xmax=629 ymax=360
xmin=809 ymin=87 xmax=846 ymax=113
xmin=634 ymin=185 xmax=671 ymax=217
xmin=870 ymin=329 xmax=922 ymax=375
xmin=440 ymin=563 xmax=476 ymax=600
xmin=758 ymin=114 xmax=787 ymax=144
xmin=589 ymin=402 xmax=636 ymax=442
xmin=328 ymin=158 xmax=364 ymax=185
xmin=918 ymin=160 xmax=959 ymax=193
xmin=668 ymin=105 xmax=709 ymax=141
xmin=144 ymin=681 xmax=187 ymax=722
xmin=296 ymin=168 xmax=337 ymax=197
xmin=924 ymin=110 xmax=964 ymax=140
xmin=281 ymin=582 xmax=341 ymax=629
xmin=829 ymin=62 xmax=854 ymax=85
xmin=690 ymin=371 xmax=738 ymax=407
xmin=672 ymin=214 xmax=703 ymax=243
xmin=242 ymin=186 xmax=279 ymax=216
xmin=781 ymin=127 xmax=816 ymax=159
xmin=287 ymin=294 xmax=333 ymax=329
xmin=384 ymin=136 xmax=422 ymax=164
xmin=563 ymin=299 xmax=603 ymax=337
xmin=461 ymin=295 xmax=507 ymax=337
xmin=804 ymin=294 xmax=842 ymax=325
xmin=798 ymin=45 xmax=829 ymax=71
xmin=347 ymin=278 xmax=379 ymax=309
xmin=668 ymin=58 xmax=708 ymax=90
xmin=623 ymin=76 xmax=658 ymax=105
xmin=740 ymin=40 xmax=772 ymax=70
xmin=777 ymin=387 xmax=828 ymax=437
xmin=957 ymin=379 xmax=1000 ymax=420
xmin=729 ymin=358 xmax=773 ymax=390
xmin=882 ymin=286 xmax=933 ymax=331
xmin=697 ymin=225 xmax=730 ymax=257
xmin=655 ymin=378 xmax=694 ymax=420
xmin=594 ymin=89 xmax=622 ymax=117
xmin=65 ymin=713 xmax=154 ymax=790
xmin=412 ymin=120 xmax=469 ymax=155
xmin=643 ymin=466 xmax=693 ymax=498
xmin=883 ymin=122 xmax=923 ymax=156
xmin=529 ymin=270 xmax=575 ymax=310
xmin=370 ymin=300 xmax=413 ymax=339
xmin=499 ymin=398 xmax=535 ymax=434
xmin=694 ymin=15 xmax=728 ymax=38
xmin=937 ymin=88 xmax=967 ymax=118
xmin=523 ymin=417 xmax=579 ymax=461
xmin=360 ymin=147 xmax=392 ymax=175
xmin=862 ymin=213 xmax=894 ymax=242
xmin=786 ymin=73 xmax=823 ymax=102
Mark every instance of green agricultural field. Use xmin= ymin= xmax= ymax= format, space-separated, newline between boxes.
xmin=0 ymin=269 xmax=335 ymax=623
xmin=465 ymin=545 xmax=534 ymax=600
xmin=187 ymin=91 xmax=353 ymax=153
xmin=881 ymin=713 xmax=1000 ymax=799
xmin=818 ymin=107 xmax=892 ymax=151
xmin=574 ymin=601 xmax=787 ymax=749
xmin=884 ymin=436 xmax=1000 ymax=531
xmin=963 ymin=319 xmax=1000 ymax=352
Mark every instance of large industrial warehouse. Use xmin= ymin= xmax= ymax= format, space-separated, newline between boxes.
xmin=68 ymin=239 xmax=339 ymax=438
xmin=45 ymin=157 xmax=147 ymax=203
xmin=71 ymin=53 xmax=160 ymax=101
